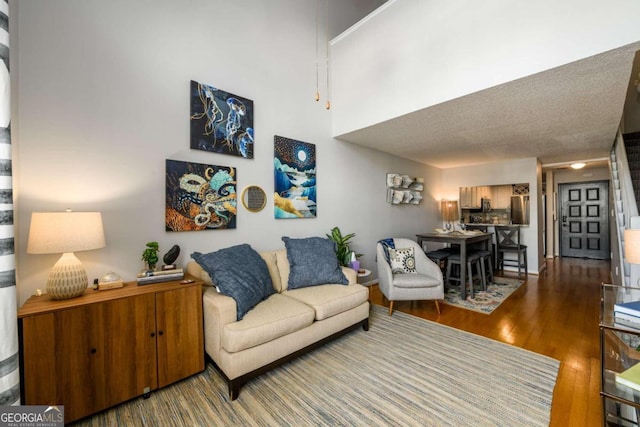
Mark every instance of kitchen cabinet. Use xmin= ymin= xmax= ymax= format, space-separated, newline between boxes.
xmin=491 ymin=185 xmax=513 ymax=209
xmin=19 ymin=278 xmax=204 ymax=424
xmin=460 ymin=186 xmax=491 ymax=208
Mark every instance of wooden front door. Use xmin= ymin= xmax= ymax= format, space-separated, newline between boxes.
xmin=559 ymin=181 xmax=609 ymax=259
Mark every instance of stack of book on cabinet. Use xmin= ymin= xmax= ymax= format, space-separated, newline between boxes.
xmin=137 ymin=268 xmax=184 ymax=285
xmin=614 ymin=300 xmax=640 ymax=330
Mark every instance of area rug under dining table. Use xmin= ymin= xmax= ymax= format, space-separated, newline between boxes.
xmin=443 ymin=276 xmax=524 ymax=314
xmin=76 ymin=305 xmax=560 ymax=427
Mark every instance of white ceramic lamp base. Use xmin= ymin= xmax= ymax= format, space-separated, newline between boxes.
xmin=46 ymin=252 xmax=89 ymax=300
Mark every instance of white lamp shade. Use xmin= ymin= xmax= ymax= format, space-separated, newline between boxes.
xmin=625 ymin=229 xmax=640 ymax=264
xmin=27 ymin=211 xmax=105 ymax=254
xmin=27 ymin=211 xmax=105 ymax=299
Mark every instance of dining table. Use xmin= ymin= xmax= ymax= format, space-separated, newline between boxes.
xmin=416 ymin=230 xmax=494 ymax=301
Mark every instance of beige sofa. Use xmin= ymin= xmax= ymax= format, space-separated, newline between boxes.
xmin=186 ymin=248 xmax=370 ymax=400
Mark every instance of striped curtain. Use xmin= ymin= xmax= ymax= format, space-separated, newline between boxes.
xmin=0 ymin=0 xmax=18 ymax=406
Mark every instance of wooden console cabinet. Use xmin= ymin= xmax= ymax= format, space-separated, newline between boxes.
xmin=18 ymin=277 xmax=204 ymax=424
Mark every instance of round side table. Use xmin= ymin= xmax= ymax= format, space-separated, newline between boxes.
xmin=357 ymin=268 xmax=371 ymax=285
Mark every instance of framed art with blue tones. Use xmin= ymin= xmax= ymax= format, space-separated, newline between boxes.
xmin=274 ymin=135 xmax=316 ymax=219
xmin=166 ymin=159 xmax=237 ymax=231
xmin=190 ymin=80 xmax=254 ymax=159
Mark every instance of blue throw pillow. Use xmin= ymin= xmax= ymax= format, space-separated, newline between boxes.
xmin=282 ymin=236 xmax=348 ymax=289
xmin=377 ymin=238 xmax=395 ymax=263
xmin=192 ymin=244 xmax=275 ymax=320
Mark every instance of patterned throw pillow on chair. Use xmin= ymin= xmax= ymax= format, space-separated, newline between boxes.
xmin=389 ymin=247 xmax=416 ymax=274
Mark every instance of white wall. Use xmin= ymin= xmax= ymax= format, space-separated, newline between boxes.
xmin=442 ymin=158 xmax=540 ymax=273
xmin=331 ymin=0 xmax=640 ymax=137
xmin=13 ymin=0 xmax=441 ymax=305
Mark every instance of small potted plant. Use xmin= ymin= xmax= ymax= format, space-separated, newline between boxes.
xmin=327 ymin=226 xmax=363 ymax=268
xmin=141 ymin=241 xmax=159 ymax=272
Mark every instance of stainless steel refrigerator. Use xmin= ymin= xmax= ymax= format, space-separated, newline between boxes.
xmin=510 ymin=195 xmax=530 ymax=225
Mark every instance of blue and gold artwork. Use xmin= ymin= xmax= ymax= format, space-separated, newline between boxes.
xmin=166 ymin=159 xmax=237 ymax=231
xmin=274 ymin=136 xmax=316 ymax=219
xmin=190 ymin=80 xmax=254 ymax=159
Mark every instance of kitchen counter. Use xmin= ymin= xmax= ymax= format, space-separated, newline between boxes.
xmin=463 ymin=223 xmax=529 ymax=227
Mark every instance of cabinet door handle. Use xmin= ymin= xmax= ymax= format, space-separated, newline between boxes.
xmin=150 ymin=332 xmax=155 ymax=338
xmin=158 ymin=330 xmax=164 ymax=336
xmin=90 ymin=348 xmax=97 ymax=354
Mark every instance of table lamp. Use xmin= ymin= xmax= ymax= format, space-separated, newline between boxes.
xmin=625 ymin=229 xmax=640 ymax=283
xmin=441 ymin=200 xmax=460 ymax=231
xmin=27 ymin=210 xmax=106 ymax=300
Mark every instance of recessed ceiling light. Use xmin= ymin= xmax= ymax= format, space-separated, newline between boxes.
xmin=571 ymin=162 xmax=586 ymax=169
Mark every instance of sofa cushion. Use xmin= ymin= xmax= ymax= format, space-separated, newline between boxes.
xmin=284 ymin=283 xmax=369 ymax=321
xmin=222 ymin=293 xmax=315 ymax=353
xmin=259 ymin=251 xmax=283 ymax=293
xmin=192 ymin=244 xmax=275 ymax=320
xmin=282 ymin=236 xmax=348 ymax=289
xmin=275 ymin=249 xmax=291 ymax=291
xmin=389 ymin=247 xmax=417 ymax=274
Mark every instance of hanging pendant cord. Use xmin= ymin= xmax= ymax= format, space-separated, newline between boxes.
xmin=315 ymin=0 xmax=320 ymax=102
xmin=325 ymin=0 xmax=331 ymax=110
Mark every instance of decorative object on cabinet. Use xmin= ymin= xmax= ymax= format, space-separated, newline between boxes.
xmin=165 ymin=159 xmax=237 ymax=231
xmin=241 ymin=185 xmax=267 ymax=212
xmin=162 ymin=244 xmax=181 ymax=269
xmin=274 ymin=136 xmax=316 ymax=219
xmin=141 ymin=241 xmax=159 ymax=271
xmin=26 ymin=210 xmax=105 ymax=300
xmin=190 ymin=80 xmax=254 ymax=159
xmin=441 ymin=200 xmax=460 ymax=231
xmin=18 ymin=278 xmax=204 ymax=424
xmin=385 ymin=173 xmax=423 ymax=205
xmin=97 ymin=272 xmax=124 ymax=290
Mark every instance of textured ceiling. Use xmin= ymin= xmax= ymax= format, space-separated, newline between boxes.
xmin=335 ymin=42 xmax=640 ymax=170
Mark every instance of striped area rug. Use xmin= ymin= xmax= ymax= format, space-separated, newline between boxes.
xmin=76 ymin=305 xmax=559 ymax=427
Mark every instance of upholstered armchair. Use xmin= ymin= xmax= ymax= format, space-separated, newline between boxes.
xmin=376 ymin=238 xmax=444 ymax=316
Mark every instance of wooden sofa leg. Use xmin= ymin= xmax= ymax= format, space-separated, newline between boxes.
xmin=229 ymin=380 xmax=241 ymax=401
xmin=388 ymin=300 xmax=394 ymax=316
xmin=362 ymin=318 xmax=369 ymax=331
xmin=434 ymin=300 xmax=441 ymax=315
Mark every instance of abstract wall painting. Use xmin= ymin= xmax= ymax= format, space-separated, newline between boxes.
xmin=166 ymin=159 xmax=237 ymax=231
xmin=190 ymin=80 xmax=254 ymax=159
xmin=274 ymin=135 xmax=316 ymax=219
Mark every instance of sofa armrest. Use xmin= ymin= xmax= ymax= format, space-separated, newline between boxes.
xmin=341 ymin=266 xmax=357 ymax=284
xmin=186 ymin=261 xmax=214 ymax=286
xmin=203 ymin=288 xmax=237 ymax=360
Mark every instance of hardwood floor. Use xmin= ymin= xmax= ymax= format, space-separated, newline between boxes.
xmin=368 ymin=256 xmax=608 ymax=427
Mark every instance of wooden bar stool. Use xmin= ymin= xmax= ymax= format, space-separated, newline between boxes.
xmin=471 ymin=249 xmax=494 ymax=288
xmin=425 ymin=249 xmax=451 ymax=277
xmin=446 ymin=251 xmax=484 ymax=299
xmin=495 ymin=225 xmax=527 ymax=279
